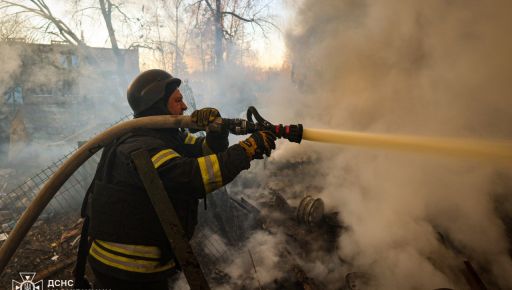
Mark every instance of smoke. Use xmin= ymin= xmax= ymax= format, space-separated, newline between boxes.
xmin=125 ymin=1 xmax=512 ymax=288
xmin=266 ymin=0 xmax=512 ymax=288
xmin=223 ymin=231 xmax=287 ymax=287
xmin=0 ymin=45 xmax=22 ymax=92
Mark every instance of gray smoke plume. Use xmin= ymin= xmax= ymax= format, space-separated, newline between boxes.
xmin=255 ymin=0 xmax=512 ymax=289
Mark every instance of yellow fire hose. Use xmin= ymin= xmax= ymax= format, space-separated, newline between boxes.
xmin=302 ymin=128 xmax=512 ymax=162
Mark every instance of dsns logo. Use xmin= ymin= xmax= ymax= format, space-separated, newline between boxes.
xmin=12 ymin=272 xmax=43 ymax=290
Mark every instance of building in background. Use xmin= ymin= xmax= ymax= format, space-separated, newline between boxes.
xmin=0 ymin=38 xmax=139 ymax=106
xmin=0 ymin=38 xmax=139 ymax=165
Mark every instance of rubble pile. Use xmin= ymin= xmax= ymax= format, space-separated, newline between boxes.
xmin=0 ymin=211 xmax=81 ymax=286
xmin=216 ymin=192 xmax=343 ymax=290
xmin=195 ymin=153 xmax=351 ymax=290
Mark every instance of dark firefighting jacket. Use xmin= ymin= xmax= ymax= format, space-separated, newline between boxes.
xmin=86 ymin=127 xmax=250 ymax=279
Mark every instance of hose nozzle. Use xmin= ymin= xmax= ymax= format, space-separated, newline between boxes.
xmin=271 ymin=124 xmax=303 ymax=143
xmin=219 ymin=107 xmax=303 ymax=143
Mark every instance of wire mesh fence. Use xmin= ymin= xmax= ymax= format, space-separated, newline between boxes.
xmin=0 ymin=113 xmax=133 ymax=236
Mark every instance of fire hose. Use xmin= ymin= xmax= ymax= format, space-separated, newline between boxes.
xmin=0 ymin=106 xmax=511 ymax=275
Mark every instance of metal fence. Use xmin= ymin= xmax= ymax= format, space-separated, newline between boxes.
xmin=0 ymin=114 xmax=133 ymax=236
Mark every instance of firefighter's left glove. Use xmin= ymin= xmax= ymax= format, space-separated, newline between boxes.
xmin=239 ymin=131 xmax=276 ymax=160
xmin=191 ymin=107 xmax=221 ymax=127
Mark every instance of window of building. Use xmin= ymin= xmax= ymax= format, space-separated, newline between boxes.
xmin=60 ymin=53 xmax=79 ymax=69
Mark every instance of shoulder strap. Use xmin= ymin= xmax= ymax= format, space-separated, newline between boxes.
xmin=131 ymin=149 xmax=210 ymax=290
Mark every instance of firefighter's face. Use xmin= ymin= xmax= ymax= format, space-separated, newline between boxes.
xmin=167 ymin=89 xmax=188 ymax=115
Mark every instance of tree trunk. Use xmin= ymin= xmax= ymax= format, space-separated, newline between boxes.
xmin=99 ymin=0 xmax=128 ymax=97
xmin=173 ymin=1 xmax=181 ymax=74
xmin=214 ymin=0 xmax=223 ymax=71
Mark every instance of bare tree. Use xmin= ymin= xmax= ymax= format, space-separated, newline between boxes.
xmin=193 ymin=0 xmax=276 ymax=71
xmin=0 ymin=13 xmax=37 ymax=41
xmin=98 ymin=0 xmax=129 ymax=89
xmin=0 ymin=0 xmax=142 ymax=94
xmin=171 ymin=0 xmax=185 ymax=74
xmin=153 ymin=0 xmax=195 ymax=75
xmin=0 ymin=0 xmax=85 ymax=45
xmin=187 ymin=1 xmax=215 ymax=72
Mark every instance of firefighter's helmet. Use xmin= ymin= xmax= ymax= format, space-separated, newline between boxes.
xmin=127 ymin=69 xmax=181 ymax=115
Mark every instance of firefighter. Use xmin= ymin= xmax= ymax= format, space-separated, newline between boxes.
xmin=85 ymin=69 xmax=276 ymax=289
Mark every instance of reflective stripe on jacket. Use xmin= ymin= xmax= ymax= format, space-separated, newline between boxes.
xmin=89 ymin=239 xmax=176 ymax=273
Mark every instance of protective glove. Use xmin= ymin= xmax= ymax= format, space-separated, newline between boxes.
xmin=191 ymin=107 xmax=221 ymax=127
xmin=238 ymin=131 xmax=277 ymax=160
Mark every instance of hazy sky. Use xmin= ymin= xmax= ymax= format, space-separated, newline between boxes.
xmin=44 ymin=0 xmax=292 ymax=69
xmin=251 ymin=0 xmax=294 ymax=68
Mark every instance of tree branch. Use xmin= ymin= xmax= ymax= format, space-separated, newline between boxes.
xmin=0 ymin=0 xmax=84 ymax=45
xmin=202 ymin=0 xmax=215 ymax=14
xmin=221 ymin=11 xmax=254 ymax=23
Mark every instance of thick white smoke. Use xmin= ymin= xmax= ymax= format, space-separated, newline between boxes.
xmin=271 ymin=0 xmax=512 ymax=288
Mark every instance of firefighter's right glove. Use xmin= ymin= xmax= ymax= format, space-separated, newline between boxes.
xmin=239 ymin=131 xmax=276 ymax=160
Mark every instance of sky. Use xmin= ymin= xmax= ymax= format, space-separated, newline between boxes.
xmin=250 ymin=0 xmax=294 ymax=68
